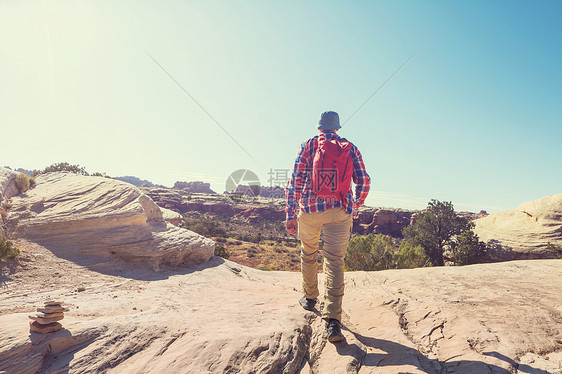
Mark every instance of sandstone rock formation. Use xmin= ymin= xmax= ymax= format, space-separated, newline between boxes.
xmin=0 ymin=167 xmax=19 ymax=204
xmin=5 ymin=172 xmax=214 ymax=269
xmin=173 ymin=181 xmax=216 ymax=194
xmin=0 ymin=167 xmax=19 ymax=236
xmin=160 ymin=207 xmax=182 ymax=226
xmin=1 ymin=240 xmax=561 ymax=373
xmin=354 ymin=207 xmax=416 ymax=237
xmin=28 ymin=301 xmax=69 ymax=334
xmin=473 ymin=193 xmax=562 ymax=260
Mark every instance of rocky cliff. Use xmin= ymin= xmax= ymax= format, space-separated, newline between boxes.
xmin=354 ymin=207 xmax=416 ymax=237
xmin=141 ymin=187 xmax=286 ymax=223
xmin=473 ymin=193 xmax=562 ymax=260
xmin=2 ymin=170 xmax=214 ymax=270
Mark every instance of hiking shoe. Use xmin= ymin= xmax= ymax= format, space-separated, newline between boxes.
xmin=298 ymin=297 xmax=317 ymax=311
xmin=326 ymin=319 xmax=344 ymax=343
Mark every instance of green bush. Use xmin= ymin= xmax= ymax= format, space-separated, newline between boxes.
xmin=395 ymin=241 xmax=428 ymax=269
xmin=214 ymin=244 xmax=229 ymax=259
xmin=35 ymin=162 xmax=89 ymax=176
xmin=449 ymin=230 xmax=486 ymax=265
xmin=33 ymin=162 xmax=108 ymax=178
xmin=15 ymin=173 xmax=31 ymax=193
xmin=0 ymin=237 xmax=20 ymax=259
xmin=345 ymin=234 xmax=395 ymax=271
xmin=182 ymin=217 xmax=227 ymax=238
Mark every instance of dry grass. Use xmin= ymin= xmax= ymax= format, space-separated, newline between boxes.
xmin=215 ymin=238 xmax=324 ymax=272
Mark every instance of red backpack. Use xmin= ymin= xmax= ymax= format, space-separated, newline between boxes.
xmin=311 ymin=134 xmax=353 ymax=202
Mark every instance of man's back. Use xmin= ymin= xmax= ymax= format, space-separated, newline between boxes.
xmin=285 ymin=131 xmax=370 ymax=222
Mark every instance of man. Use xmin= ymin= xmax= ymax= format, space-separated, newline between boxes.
xmin=285 ymin=111 xmax=371 ymax=342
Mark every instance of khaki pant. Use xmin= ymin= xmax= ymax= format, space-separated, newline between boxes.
xmin=298 ymin=207 xmax=352 ymax=321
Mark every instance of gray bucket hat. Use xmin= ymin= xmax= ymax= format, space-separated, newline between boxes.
xmin=318 ymin=111 xmax=341 ymax=130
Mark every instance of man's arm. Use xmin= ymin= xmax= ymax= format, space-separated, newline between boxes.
xmin=351 ymin=146 xmax=371 ymax=212
xmin=285 ymin=141 xmax=309 ymax=222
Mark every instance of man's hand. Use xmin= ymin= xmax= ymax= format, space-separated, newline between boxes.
xmin=286 ymin=218 xmax=297 ymax=236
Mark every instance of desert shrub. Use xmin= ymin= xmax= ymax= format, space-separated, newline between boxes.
xmin=449 ymin=230 xmax=487 ymax=265
xmin=33 ymin=162 xmax=108 ymax=178
xmin=227 ymin=194 xmax=244 ymax=203
xmin=90 ymin=172 xmax=109 ymax=178
xmin=215 ymin=237 xmax=227 ymax=243
xmin=403 ymin=199 xmax=484 ymax=266
xmin=214 ymin=244 xmax=229 ymax=259
xmin=0 ymin=237 xmax=19 ymax=259
xmin=547 ymin=243 xmax=562 ymax=259
xmin=395 ymin=241 xmax=428 ymax=269
xmin=183 ymin=217 xmax=226 ymax=238
xmin=15 ymin=173 xmax=31 ymax=193
xmin=247 ymin=248 xmax=257 ymax=255
xmin=35 ymin=162 xmax=89 ymax=176
xmin=345 ymin=234 xmax=396 ymax=271
xmin=250 ymin=233 xmax=263 ymax=244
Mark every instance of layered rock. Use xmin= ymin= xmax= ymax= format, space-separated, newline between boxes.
xmin=142 ymin=186 xmax=285 ymax=222
xmin=354 ymin=207 xmax=416 ymax=237
xmin=0 ymin=167 xmax=19 ymax=236
xmin=473 ymin=193 xmax=562 ymax=260
xmin=28 ymin=301 xmax=69 ymax=334
xmin=173 ymin=181 xmax=216 ymax=194
xmin=160 ymin=207 xmax=182 ymax=226
xmin=6 ymin=172 xmax=214 ymax=269
xmin=0 ymin=167 xmax=19 ymax=205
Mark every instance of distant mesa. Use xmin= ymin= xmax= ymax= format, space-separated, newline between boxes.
xmin=173 ymin=181 xmax=216 ymax=194
xmin=473 ymin=193 xmax=562 ymax=260
xmin=232 ymin=184 xmax=260 ymax=197
xmin=114 ymin=176 xmax=155 ymax=187
xmin=2 ymin=166 xmax=38 ymax=176
xmin=230 ymin=184 xmax=285 ymax=199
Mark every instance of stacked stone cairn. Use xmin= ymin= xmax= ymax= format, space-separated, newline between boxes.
xmin=28 ymin=300 xmax=69 ymax=333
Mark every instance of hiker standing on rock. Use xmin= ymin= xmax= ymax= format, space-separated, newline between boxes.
xmin=285 ymin=111 xmax=371 ymax=342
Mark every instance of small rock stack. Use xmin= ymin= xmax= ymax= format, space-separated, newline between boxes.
xmin=28 ymin=300 xmax=69 ymax=334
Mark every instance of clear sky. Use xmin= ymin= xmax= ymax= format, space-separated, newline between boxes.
xmin=1 ymin=1 xmax=561 ymax=212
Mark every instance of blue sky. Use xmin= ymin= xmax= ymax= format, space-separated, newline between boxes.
xmin=1 ymin=1 xmax=561 ymax=212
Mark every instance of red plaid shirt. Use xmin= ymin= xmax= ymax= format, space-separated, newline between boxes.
xmin=285 ymin=132 xmax=371 ymax=221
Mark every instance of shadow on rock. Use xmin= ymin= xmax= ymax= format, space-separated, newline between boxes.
xmin=350 ymin=331 xmax=553 ymax=374
xmin=54 ymin=254 xmax=228 ymax=281
xmin=1 ymin=328 xmax=96 ymax=374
